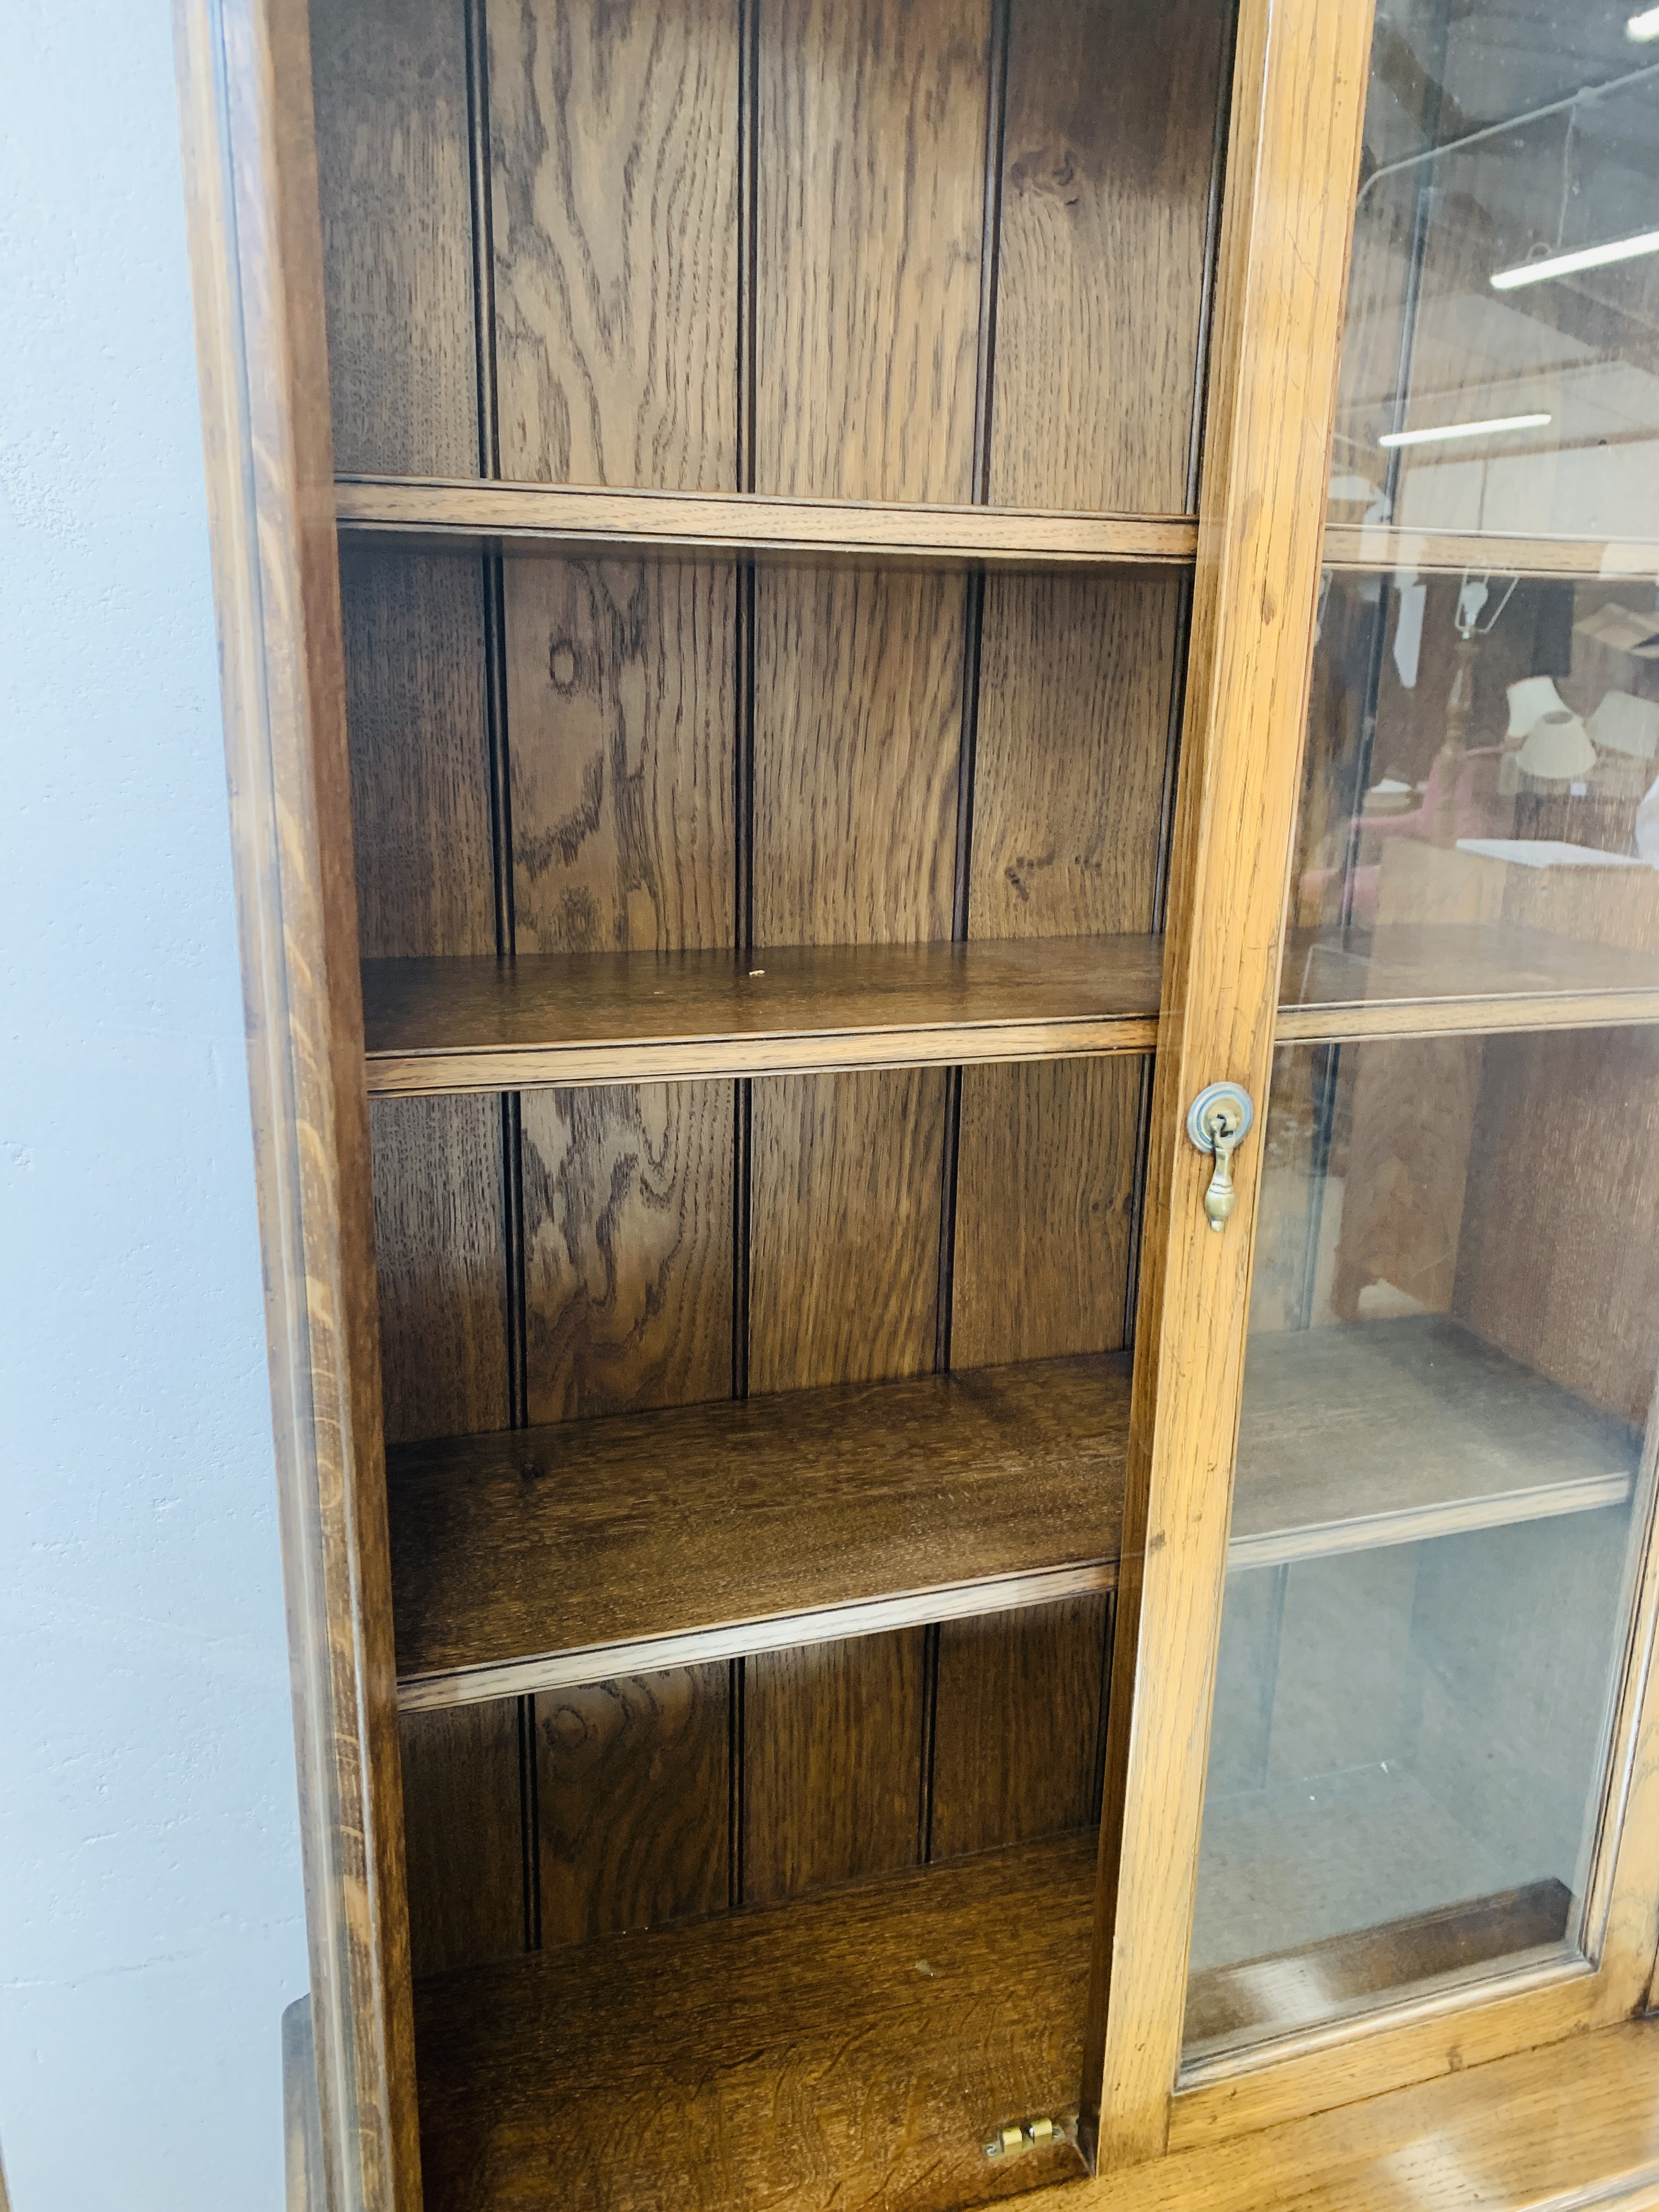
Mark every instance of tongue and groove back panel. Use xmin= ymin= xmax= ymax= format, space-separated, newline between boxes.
xmin=312 ymin=0 xmax=1232 ymax=1978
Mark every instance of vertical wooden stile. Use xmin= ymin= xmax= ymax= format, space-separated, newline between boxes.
xmin=172 ymin=0 xmax=421 ymax=2204
xmin=1082 ymin=0 xmax=1376 ymax=2169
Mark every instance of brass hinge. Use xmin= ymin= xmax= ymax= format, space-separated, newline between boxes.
xmin=983 ymin=2112 xmax=1075 ymax=2159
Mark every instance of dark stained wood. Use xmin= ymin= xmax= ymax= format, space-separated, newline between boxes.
xmin=388 ymin=1353 xmax=1132 ymax=1698
xmin=400 ymin=1703 xmax=525 ymax=1979
xmin=745 ymin=1634 xmax=925 ymax=1903
xmin=339 ymin=532 xmax=518 ymax=1997
xmin=1454 ymin=1028 xmax=1659 ymax=1431
xmin=952 ymin=1057 xmax=1142 ymax=1369
xmin=413 ymin=1833 xmax=1095 ymax=2212
xmin=498 ymin=544 xmax=736 ymax=1960
xmin=950 ymin=566 xmax=1173 ymax=1870
xmin=318 ymin=52 xmax=528 ymax=2009
xmin=969 ymin=574 xmax=1181 ymax=939
xmin=309 ymin=0 xmax=477 ymax=477
xmin=334 ymin=473 xmax=1203 ymax=561
xmin=1232 ymin=1315 xmax=1640 ymax=1567
xmin=1182 ymin=1879 xmax=1575 ymax=2057
xmin=488 ymin=0 xmax=740 ymax=490
xmin=520 ymin=1080 xmax=733 ymax=1424
xmin=754 ymin=0 xmax=988 ymax=507
xmin=752 ymin=567 xmax=964 ymax=949
xmin=749 ymin=1068 xmax=947 ymax=1392
xmin=990 ymin=0 xmax=1230 ymax=514
xmin=535 ymin=1666 xmax=730 ymax=1945
xmin=340 ymin=548 xmax=495 ymax=960
xmin=931 ymin=1596 xmax=1113 ymax=1861
xmin=370 ymin=1095 xmax=510 ymax=1446
xmin=175 ymin=0 xmax=423 ymax=2193
xmin=362 ymin=935 xmax=1165 ymax=1092
xmin=504 ymin=555 xmax=736 ymax=954
xmin=747 ymin=0 xmax=990 ymax=1937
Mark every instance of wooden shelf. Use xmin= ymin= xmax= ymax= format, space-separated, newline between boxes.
xmin=1276 ymin=922 xmax=1659 ymax=1045
xmin=390 ymin=1355 xmax=1132 ymax=1711
xmin=413 ymin=1832 xmax=1095 ymax=2212
xmin=390 ymin=1319 xmax=1634 ymax=1713
xmin=1323 ymin=521 xmax=1659 ymax=581
xmin=362 ymin=936 xmax=1165 ymax=1096
xmin=363 ymin=925 xmax=1659 ymax=1099
xmin=334 ymin=474 xmax=1198 ymax=569
xmin=1231 ymin=1316 xmax=1639 ymax=1572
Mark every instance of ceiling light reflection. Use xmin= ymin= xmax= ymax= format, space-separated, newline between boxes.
xmin=1492 ymin=230 xmax=1659 ymax=289
xmin=1378 ymin=413 xmax=1551 ymax=449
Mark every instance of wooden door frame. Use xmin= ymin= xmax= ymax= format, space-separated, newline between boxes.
xmin=1085 ymin=0 xmax=1659 ymax=2172
xmin=172 ymin=2 xmax=419 ymax=2208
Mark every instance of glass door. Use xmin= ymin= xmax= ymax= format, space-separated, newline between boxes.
xmin=1181 ymin=0 xmax=1659 ymax=2075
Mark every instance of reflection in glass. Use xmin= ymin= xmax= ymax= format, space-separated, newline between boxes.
xmin=1287 ymin=565 xmax=1659 ymax=993
xmin=1291 ymin=0 xmax=1659 ymax=1013
xmin=1334 ymin=2 xmax=1659 ymax=540
xmin=1182 ymin=1032 xmax=1658 ymax=2063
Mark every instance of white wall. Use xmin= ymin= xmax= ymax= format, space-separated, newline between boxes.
xmin=1 ymin=5 xmax=308 ymax=2206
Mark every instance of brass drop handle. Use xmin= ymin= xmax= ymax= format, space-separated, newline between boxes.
xmin=1186 ymin=1082 xmax=1256 ymax=1234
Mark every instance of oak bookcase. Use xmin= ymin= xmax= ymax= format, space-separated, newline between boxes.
xmin=174 ymin=0 xmax=1659 ymax=2206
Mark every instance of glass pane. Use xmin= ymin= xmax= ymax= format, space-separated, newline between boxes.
xmin=1289 ymin=0 xmax=1659 ymax=1018
xmin=1334 ymin=2 xmax=1659 ymax=541
xmin=1183 ymin=1030 xmax=1658 ymax=2063
xmin=1285 ymin=562 xmax=1659 ymax=1006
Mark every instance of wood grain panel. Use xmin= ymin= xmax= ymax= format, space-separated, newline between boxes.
xmin=521 ymin=1080 xmax=733 ymax=1423
xmin=746 ymin=503 xmax=966 ymax=1932
xmin=753 ymin=566 xmax=963 ymax=948
xmin=488 ymin=0 xmax=740 ymax=489
xmin=414 ymin=1833 xmax=1099 ymax=2211
xmin=343 ymin=536 xmax=517 ymax=1993
xmin=930 ymin=1596 xmax=1112 ymax=1861
xmin=990 ymin=0 xmax=1230 ymax=514
xmin=341 ymin=546 xmax=495 ymax=959
xmin=1454 ymin=1026 xmax=1659 ymax=1429
xmin=309 ymin=0 xmax=477 ymax=476
xmin=505 ymin=555 xmax=736 ymax=953
xmin=535 ymin=1666 xmax=730 ymax=1945
xmin=400 ymin=1702 xmax=524 ymax=1979
xmin=754 ymin=0 xmax=989 ymax=505
xmin=952 ymin=1057 xmax=1142 ymax=1369
xmin=330 ymin=244 xmax=510 ymax=2004
xmin=749 ymin=1068 xmax=946 ymax=1392
xmin=951 ymin=560 xmax=1171 ymax=1867
xmin=369 ymin=1090 xmax=518 ymax=1988
xmin=370 ymin=1094 xmax=510 ymax=1447
xmin=744 ymin=1634 xmax=924 ymax=1904
xmin=744 ymin=1043 xmax=947 ymax=1900
xmin=969 ymin=574 xmax=1180 ymax=940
